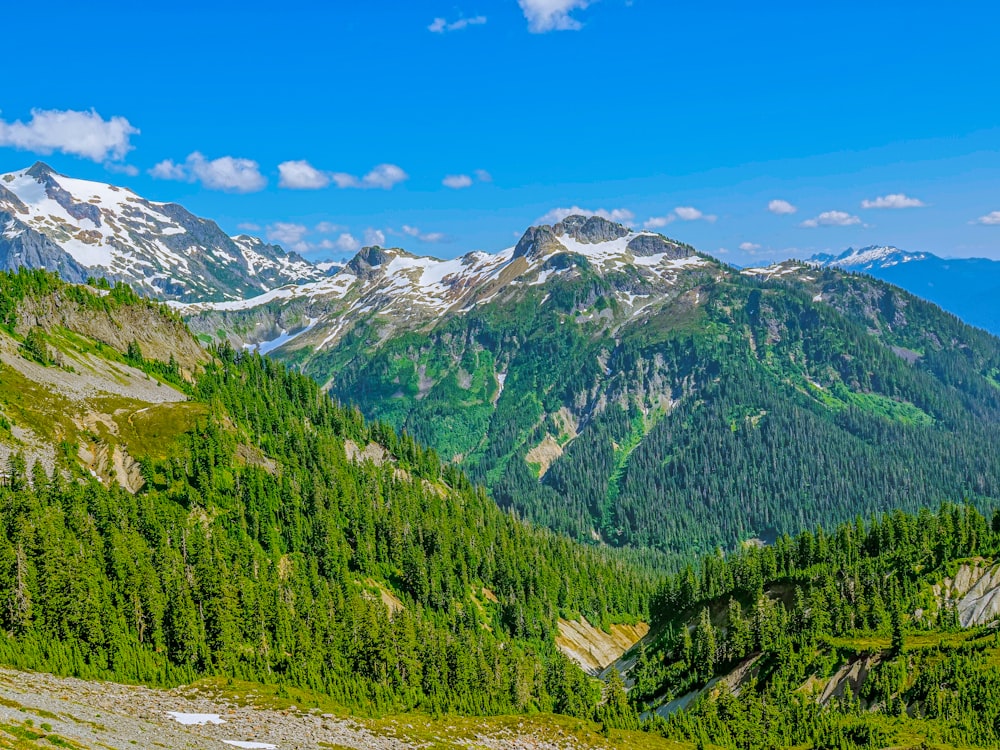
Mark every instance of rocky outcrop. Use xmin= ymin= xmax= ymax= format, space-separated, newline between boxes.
xmin=626 ymin=232 xmax=692 ymax=259
xmin=554 ymin=214 xmax=629 ymax=244
xmin=16 ymin=290 xmax=209 ymax=373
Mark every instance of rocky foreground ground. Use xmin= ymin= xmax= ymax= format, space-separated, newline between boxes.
xmin=0 ymin=667 xmax=645 ymax=750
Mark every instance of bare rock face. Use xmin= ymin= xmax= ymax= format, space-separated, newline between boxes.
xmin=512 ymin=225 xmax=565 ymax=261
xmin=627 ymin=233 xmax=692 ymax=259
xmin=554 ymin=215 xmax=629 ymax=244
xmin=345 ymin=245 xmax=399 ymax=279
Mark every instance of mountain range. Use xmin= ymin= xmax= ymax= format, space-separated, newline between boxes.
xmin=5 ymin=166 xmax=1000 ymax=748
xmin=175 ymin=216 xmax=1000 ymax=563
xmin=0 ymin=162 xmax=324 ymax=301
xmin=810 ymin=245 xmax=1000 ymax=335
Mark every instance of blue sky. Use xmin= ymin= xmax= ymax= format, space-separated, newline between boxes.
xmin=2 ymin=0 xmax=999 ymax=264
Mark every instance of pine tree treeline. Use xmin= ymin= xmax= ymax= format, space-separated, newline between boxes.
xmin=0 ymin=343 xmax=654 ymax=717
xmin=626 ymin=504 xmax=1000 ymax=748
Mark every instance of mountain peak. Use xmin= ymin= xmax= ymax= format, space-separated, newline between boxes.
xmin=25 ymin=161 xmax=57 ymax=179
xmin=810 ymin=245 xmax=930 ymax=270
xmin=554 ymin=214 xmax=630 ymax=244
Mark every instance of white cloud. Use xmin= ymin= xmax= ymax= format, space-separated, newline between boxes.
xmin=149 ymin=159 xmax=187 ymax=180
xmin=643 ymin=215 xmax=674 ymax=229
xmin=674 ymin=206 xmax=716 ymax=222
xmin=364 ymin=228 xmax=387 ymax=246
xmin=800 ymin=210 xmax=861 ymax=228
xmin=335 ymin=233 xmax=361 ymax=252
xmin=976 ymin=211 xmax=1000 ymax=226
xmin=266 ymin=222 xmax=309 ymax=246
xmin=429 ymin=15 xmax=487 ymax=32
xmin=315 ymin=221 xmax=345 ymax=233
xmin=278 ymin=160 xmax=330 ymax=189
xmin=537 ymin=206 xmax=635 ymax=225
xmin=237 ymin=222 xmax=261 ymax=232
xmin=644 ymin=206 xmax=715 ymax=228
xmin=474 ymin=169 xmax=493 ymax=182
xmin=519 ymin=0 xmax=590 ymax=32
xmin=739 ymin=242 xmax=761 ymax=251
xmin=331 ymin=163 xmax=408 ymax=190
xmin=0 ymin=108 xmax=138 ymax=163
xmin=401 ymin=224 xmax=447 ymax=243
xmin=768 ymin=199 xmax=797 ymax=215
xmin=443 ymin=174 xmax=473 ymax=189
xmin=861 ymin=193 xmax=925 ymax=209
xmin=150 ymin=152 xmax=266 ymax=193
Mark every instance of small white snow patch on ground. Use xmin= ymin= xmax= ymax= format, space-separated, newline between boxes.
xmin=166 ymin=712 xmax=226 ymax=725
xmin=223 ymin=742 xmax=278 ymax=749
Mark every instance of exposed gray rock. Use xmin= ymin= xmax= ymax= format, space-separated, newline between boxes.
xmin=513 ymin=225 xmax=564 ymax=260
xmin=626 ymin=233 xmax=692 ymax=259
xmin=554 ymin=215 xmax=629 ymax=244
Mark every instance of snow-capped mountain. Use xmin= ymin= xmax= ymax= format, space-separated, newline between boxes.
xmin=809 ymin=245 xmax=1000 ymax=335
xmin=178 ymin=214 xmax=712 ymax=354
xmin=809 ymin=245 xmax=929 ymax=270
xmin=0 ymin=162 xmax=325 ymax=301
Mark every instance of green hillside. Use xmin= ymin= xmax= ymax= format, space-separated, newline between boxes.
xmin=305 ymin=256 xmax=1000 ymax=563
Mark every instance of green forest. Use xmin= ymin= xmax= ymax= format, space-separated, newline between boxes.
xmin=313 ymin=257 xmax=1000 ymax=565
xmin=0 ymin=332 xmax=653 ymax=718
xmin=3 ymin=269 xmax=1000 ymax=748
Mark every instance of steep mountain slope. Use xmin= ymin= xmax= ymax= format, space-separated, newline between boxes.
xmin=0 ymin=269 xmax=209 ymax=491
xmin=0 ymin=163 xmax=324 ymax=301
xmin=0 ymin=269 xmax=660 ymax=727
xmin=184 ymin=217 xmax=1000 ymax=563
xmin=811 ymin=245 xmax=1000 ymax=335
xmin=632 ymin=504 xmax=1000 ymax=750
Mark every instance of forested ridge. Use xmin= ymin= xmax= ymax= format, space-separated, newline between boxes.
xmin=316 ymin=257 xmax=1000 ymax=563
xmin=0 ymin=283 xmax=655 ymax=717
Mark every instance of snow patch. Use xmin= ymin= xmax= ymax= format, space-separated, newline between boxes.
xmin=166 ymin=712 xmax=226 ymax=725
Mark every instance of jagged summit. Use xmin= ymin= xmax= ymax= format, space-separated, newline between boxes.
xmin=178 ymin=214 xmax=712 ymax=353
xmin=513 ymin=214 xmax=692 ymax=262
xmin=0 ymin=164 xmax=324 ymax=301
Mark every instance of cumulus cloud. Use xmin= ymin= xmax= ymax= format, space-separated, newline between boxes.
xmin=443 ymin=174 xmax=473 ymax=189
xmin=768 ymin=199 xmax=797 ymax=215
xmin=401 ymin=224 xmax=447 ymax=243
xmin=976 ymin=211 xmax=1000 ymax=226
xmin=861 ymin=193 xmax=925 ymax=209
xmin=428 ymin=15 xmax=487 ymax=32
xmin=266 ymin=222 xmax=309 ymax=248
xmin=644 ymin=206 xmax=716 ymax=228
xmin=278 ymin=160 xmax=330 ymax=189
xmin=739 ymin=242 xmax=761 ymax=251
xmin=0 ymin=108 xmax=138 ymax=163
xmin=800 ymin=210 xmax=861 ymax=228
xmin=149 ymin=152 xmax=266 ymax=193
xmin=537 ymin=206 xmax=635 ymax=225
xmin=443 ymin=170 xmax=492 ymax=189
xmin=149 ymin=159 xmax=187 ymax=180
xmin=364 ymin=228 xmax=387 ymax=246
xmin=334 ymin=233 xmax=361 ymax=252
xmin=519 ymin=0 xmax=590 ymax=32
xmin=643 ymin=215 xmax=674 ymax=229
xmin=237 ymin=222 xmax=262 ymax=232
xmin=331 ymin=163 xmax=408 ymax=190
xmin=315 ymin=221 xmax=345 ymax=233
xmin=674 ymin=206 xmax=716 ymax=222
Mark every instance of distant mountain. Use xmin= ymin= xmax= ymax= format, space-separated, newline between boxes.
xmin=809 ymin=245 xmax=1000 ymax=334
xmin=0 ymin=162 xmax=325 ymax=301
xmin=182 ymin=216 xmax=1000 ymax=561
